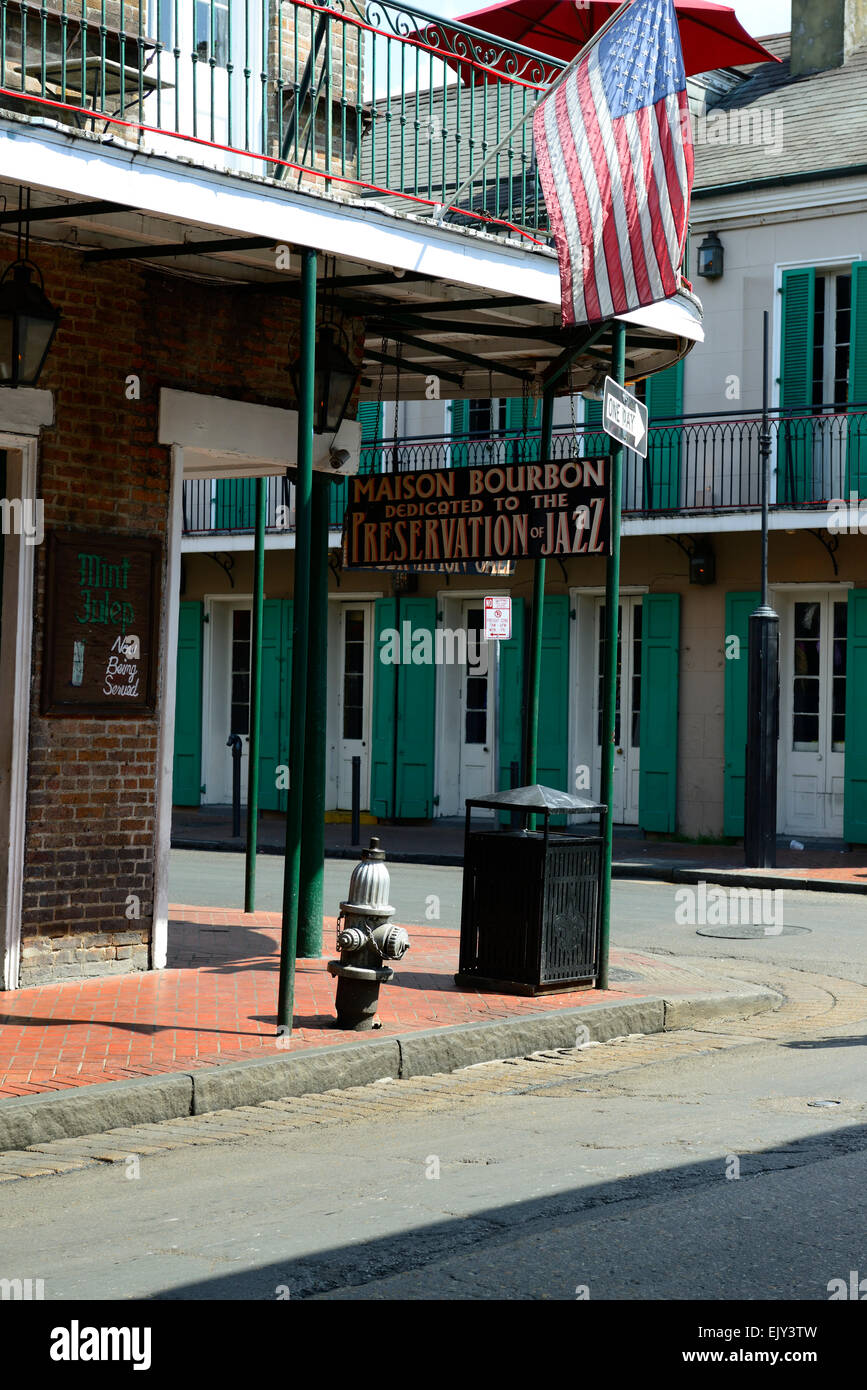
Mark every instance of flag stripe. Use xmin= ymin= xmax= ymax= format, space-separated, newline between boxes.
xmin=533 ymin=0 xmax=693 ymax=327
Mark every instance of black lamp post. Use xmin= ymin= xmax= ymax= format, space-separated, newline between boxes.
xmin=291 ymin=322 xmax=359 ymax=435
xmin=0 ymin=259 xmax=61 ymax=387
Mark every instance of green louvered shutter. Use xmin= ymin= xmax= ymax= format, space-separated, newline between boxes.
xmin=215 ymin=478 xmax=256 ymax=530
xmin=584 ymin=397 xmax=607 ymax=457
xmin=505 ymin=395 xmax=541 ymax=461
xmin=846 ymin=262 xmax=867 ymax=495
xmin=173 ymin=601 xmax=204 ymax=806
xmin=778 ymin=267 xmax=815 ymax=505
xmin=638 ymin=593 xmax=680 ymax=832
xmin=259 ymin=598 xmax=292 ymax=812
xmin=645 ymin=361 xmax=683 ymax=511
xmin=370 ymin=598 xmax=397 ymax=817
xmin=497 ymin=595 xmax=524 ymax=824
xmin=844 ymin=590 xmax=867 ymax=844
xmin=451 ymin=399 xmax=470 ymax=467
xmin=358 ymin=401 xmax=383 ymax=475
xmin=539 ymin=595 xmax=571 ymax=824
xmin=723 ymin=591 xmax=760 ymax=837
xmin=395 ymin=596 xmax=437 ymax=817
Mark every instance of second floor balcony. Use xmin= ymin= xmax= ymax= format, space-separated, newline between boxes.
xmin=181 ymin=403 xmax=867 ymax=542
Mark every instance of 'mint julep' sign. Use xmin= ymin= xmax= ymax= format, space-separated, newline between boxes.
xmin=343 ymin=459 xmax=610 ymax=568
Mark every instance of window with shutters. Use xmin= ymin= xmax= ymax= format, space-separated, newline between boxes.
xmin=811 ymin=272 xmax=852 ymax=412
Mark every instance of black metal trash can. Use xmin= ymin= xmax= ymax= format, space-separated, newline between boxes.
xmin=455 ymin=785 xmax=606 ymax=996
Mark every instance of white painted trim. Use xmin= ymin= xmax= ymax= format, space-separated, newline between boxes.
xmin=181 ymin=529 xmax=343 ymax=553
xmin=151 ymin=444 xmax=185 ymax=971
xmin=0 ymin=390 xmax=54 ymax=435
xmin=770 ymin=581 xmax=853 ymax=592
xmin=0 ymin=119 xmax=560 ymax=301
xmin=692 ymin=174 xmax=867 ymax=227
xmin=622 ymin=509 xmax=845 ymax=537
xmin=160 ymin=389 xmax=361 ymax=476
xmin=0 ymin=436 xmax=38 ymax=991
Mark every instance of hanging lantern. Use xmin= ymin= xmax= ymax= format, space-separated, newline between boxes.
xmin=696 ymin=231 xmax=725 ymax=281
xmin=0 ymin=260 xmax=61 ymax=387
xmin=291 ymin=322 xmax=360 ymax=435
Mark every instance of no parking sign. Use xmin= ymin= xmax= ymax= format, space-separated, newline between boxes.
xmin=484 ymin=596 xmax=512 ymax=641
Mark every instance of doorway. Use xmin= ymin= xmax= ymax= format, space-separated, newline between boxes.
xmin=334 ymin=602 xmax=374 ymax=810
xmin=592 ymin=596 xmax=642 ymax=825
xmin=778 ymin=591 xmax=847 ymax=837
xmin=203 ymin=597 xmax=252 ymax=804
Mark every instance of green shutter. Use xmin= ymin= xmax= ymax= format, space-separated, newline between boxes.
xmin=645 ymin=361 xmax=683 ymax=510
xmin=451 ymin=399 xmax=470 ymax=467
xmin=259 ymin=598 xmax=292 ymax=813
xmin=538 ymin=595 xmax=570 ymax=794
xmin=778 ymin=267 xmax=815 ymax=504
xmin=173 ymin=601 xmax=204 ymax=806
xmin=846 ymin=262 xmax=867 ymax=494
xmin=497 ymin=595 xmax=524 ymax=824
xmin=723 ymin=591 xmax=760 ymax=837
xmin=215 ymin=478 xmax=256 ymax=530
xmin=844 ymin=590 xmax=867 ymax=844
xmin=505 ymin=396 xmax=541 ymax=461
xmin=638 ymin=593 xmax=680 ymax=832
xmin=358 ymin=401 xmax=383 ymax=474
xmin=370 ymin=597 xmax=436 ymax=819
xmin=395 ymin=596 xmax=437 ymax=817
xmin=370 ymin=598 xmax=397 ymax=817
xmin=584 ymin=397 xmax=607 ymax=457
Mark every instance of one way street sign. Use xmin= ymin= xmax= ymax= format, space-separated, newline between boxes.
xmin=602 ymin=377 xmax=648 ymax=458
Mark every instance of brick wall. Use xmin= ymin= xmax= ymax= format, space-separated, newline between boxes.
xmin=14 ymin=239 xmax=304 ymax=985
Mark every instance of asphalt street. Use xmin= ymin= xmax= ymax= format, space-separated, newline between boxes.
xmin=169 ymin=847 xmax=867 ymax=983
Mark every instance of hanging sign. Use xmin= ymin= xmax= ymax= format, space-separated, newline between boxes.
xmin=484 ymin=596 xmax=512 ymax=641
xmin=343 ymin=459 xmax=610 ymax=568
xmin=41 ymin=531 xmax=162 ymax=716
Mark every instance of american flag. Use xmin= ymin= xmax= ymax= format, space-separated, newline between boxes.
xmin=533 ymin=0 xmax=693 ymax=328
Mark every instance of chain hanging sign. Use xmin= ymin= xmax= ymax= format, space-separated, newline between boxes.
xmin=343 ymin=459 xmax=611 ymax=568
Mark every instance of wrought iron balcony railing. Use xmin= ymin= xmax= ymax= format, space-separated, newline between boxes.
xmin=0 ymin=0 xmax=560 ymax=241
xmin=181 ymin=405 xmax=867 ymax=539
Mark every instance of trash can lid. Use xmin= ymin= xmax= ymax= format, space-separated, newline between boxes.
xmin=465 ymin=785 xmax=606 ymax=814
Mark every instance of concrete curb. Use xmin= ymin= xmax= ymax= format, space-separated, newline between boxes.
xmin=172 ymin=838 xmax=864 ymax=890
xmin=0 ymin=983 xmax=780 ymax=1151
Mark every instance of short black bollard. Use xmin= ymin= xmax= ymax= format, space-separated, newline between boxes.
xmin=350 ymin=755 xmax=361 ymax=847
xmin=227 ymin=733 xmax=243 ymax=838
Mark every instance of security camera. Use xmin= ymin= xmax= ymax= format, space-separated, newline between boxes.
xmin=329 ymin=447 xmax=351 ymax=470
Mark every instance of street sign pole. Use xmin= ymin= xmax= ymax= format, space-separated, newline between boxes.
xmin=598 ymin=321 xmax=626 ymax=991
xmin=277 ymin=246 xmax=316 ymax=1035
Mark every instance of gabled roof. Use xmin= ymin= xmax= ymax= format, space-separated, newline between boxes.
xmin=694 ymin=35 xmax=867 ymax=190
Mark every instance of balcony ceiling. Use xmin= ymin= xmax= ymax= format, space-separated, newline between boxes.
xmin=0 ymin=171 xmax=703 ymax=403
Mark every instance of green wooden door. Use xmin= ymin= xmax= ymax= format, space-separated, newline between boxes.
xmin=645 ymin=362 xmax=683 ymax=511
xmin=846 ymin=262 xmax=867 ymax=495
xmin=723 ymin=591 xmax=760 ymax=837
xmin=844 ymin=590 xmax=867 ymax=844
xmin=258 ymin=598 xmax=292 ymax=813
xmin=173 ymin=601 xmax=204 ymax=806
xmin=369 ymin=597 xmax=436 ymax=818
xmin=396 ymin=596 xmax=437 ymax=817
xmin=638 ymin=593 xmax=680 ymax=832
xmin=538 ymin=595 xmax=570 ymax=794
xmin=778 ymin=267 xmax=815 ymax=505
xmin=215 ymin=478 xmax=256 ymax=530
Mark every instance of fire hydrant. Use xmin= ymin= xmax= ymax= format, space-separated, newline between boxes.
xmin=327 ymin=837 xmax=409 ymax=1030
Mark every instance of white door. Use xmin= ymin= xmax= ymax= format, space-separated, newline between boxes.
xmin=145 ymin=0 xmax=263 ymax=170
xmin=336 ymin=603 xmax=373 ymax=809
xmin=204 ymin=600 xmax=251 ymax=804
xmin=592 ymin=597 xmax=642 ymax=824
xmin=779 ymin=594 xmax=847 ymax=837
xmin=458 ymin=601 xmax=495 ymax=808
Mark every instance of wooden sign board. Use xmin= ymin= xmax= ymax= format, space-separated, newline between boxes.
xmin=343 ymin=459 xmax=611 ymax=568
xmin=41 ymin=531 xmax=162 ymax=716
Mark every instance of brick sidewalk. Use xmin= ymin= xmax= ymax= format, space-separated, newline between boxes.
xmin=0 ymin=909 xmax=718 ymax=1099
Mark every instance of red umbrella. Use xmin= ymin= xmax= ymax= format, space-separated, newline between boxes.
xmin=441 ymin=0 xmax=780 ymax=82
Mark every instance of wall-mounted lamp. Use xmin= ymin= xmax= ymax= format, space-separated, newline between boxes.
xmin=697 ymin=231 xmax=724 ymax=280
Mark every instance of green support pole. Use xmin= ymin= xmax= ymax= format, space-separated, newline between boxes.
xmin=523 ymin=386 xmax=556 ymax=793
xmin=598 ymin=321 xmax=626 ymax=992
xmin=244 ymin=475 xmax=267 ymax=914
xmin=297 ymin=472 xmax=329 ymax=958
xmin=277 ymin=247 xmax=316 ymax=1034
